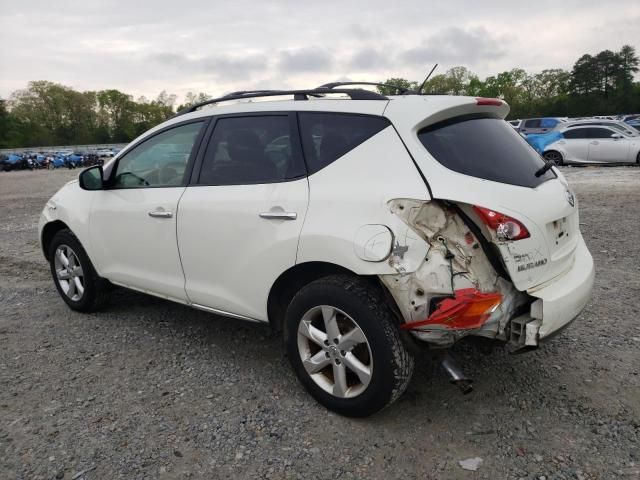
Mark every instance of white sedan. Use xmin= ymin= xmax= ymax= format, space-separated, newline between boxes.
xmin=543 ymin=125 xmax=640 ymax=165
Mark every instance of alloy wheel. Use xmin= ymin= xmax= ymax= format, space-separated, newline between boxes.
xmin=54 ymin=245 xmax=85 ymax=301
xmin=297 ymin=305 xmax=373 ymax=398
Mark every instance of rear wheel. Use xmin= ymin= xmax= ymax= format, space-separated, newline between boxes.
xmin=49 ymin=229 xmax=109 ymax=312
xmin=285 ymin=275 xmax=414 ymax=417
xmin=544 ymin=150 xmax=564 ymax=166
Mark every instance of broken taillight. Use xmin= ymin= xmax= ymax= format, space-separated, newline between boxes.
xmin=473 ymin=206 xmax=530 ymax=241
xmin=401 ymin=288 xmax=503 ymax=331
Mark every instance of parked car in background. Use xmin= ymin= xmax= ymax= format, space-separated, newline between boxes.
xmin=543 ymin=125 xmax=640 ymax=165
xmin=96 ymin=149 xmax=115 ymax=158
xmin=1 ymin=153 xmax=24 ymax=171
xmin=519 ymin=117 xmax=567 ymax=135
xmin=557 ymin=119 xmax=639 ymax=138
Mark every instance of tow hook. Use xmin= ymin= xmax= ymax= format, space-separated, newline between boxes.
xmin=440 ymin=352 xmax=474 ymax=395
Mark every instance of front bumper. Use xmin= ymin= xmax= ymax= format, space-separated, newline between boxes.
xmin=527 ymin=237 xmax=594 ymax=339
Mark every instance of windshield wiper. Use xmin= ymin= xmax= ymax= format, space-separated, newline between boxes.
xmin=535 ymin=161 xmax=554 ymax=177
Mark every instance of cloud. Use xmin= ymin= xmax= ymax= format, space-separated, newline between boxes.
xmin=148 ymin=52 xmax=268 ymax=80
xmin=0 ymin=0 xmax=638 ymax=100
xmin=400 ymin=27 xmax=508 ymax=67
xmin=348 ymin=48 xmax=390 ymax=70
xmin=277 ymin=47 xmax=333 ymax=73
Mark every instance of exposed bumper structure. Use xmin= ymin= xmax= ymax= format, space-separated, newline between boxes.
xmin=527 ymin=237 xmax=594 ymax=340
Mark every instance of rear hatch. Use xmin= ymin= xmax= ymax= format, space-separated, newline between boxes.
xmin=385 ymin=96 xmax=580 ymax=291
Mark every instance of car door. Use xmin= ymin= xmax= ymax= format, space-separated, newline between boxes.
xmin=587 ymin=127 xmax=631 ymax=162
xmin=89 ymin=120 xmax=207 ymax=302
xmin=177 ymin=113 xmax=309 ymax=321
xmin=558 ymin=127 xmax=590 ymax=162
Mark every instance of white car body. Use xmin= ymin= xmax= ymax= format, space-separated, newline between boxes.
xmin=39 ymin=91 xmax=595 ymax=414
xmin=545 ymin=124 xmax=640 ymax=164
xmin=95 ymin=149 xmax=114 ymax=158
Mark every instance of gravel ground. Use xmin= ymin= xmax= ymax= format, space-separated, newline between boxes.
xmin=1 ymin=167 xmax=639 ymax=480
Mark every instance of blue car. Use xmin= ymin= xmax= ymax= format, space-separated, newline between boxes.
xmin=1 ymin=153 xmax=23 ymax=171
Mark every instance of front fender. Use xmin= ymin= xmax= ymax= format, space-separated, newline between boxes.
xmin=38 ymin=179 xmax=96 ymax=265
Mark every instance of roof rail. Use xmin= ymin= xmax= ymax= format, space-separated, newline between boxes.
xmin=317 ymin=81 xmax=419 ymax=95
xmin=175 ymin=88 xmax=388 ymax=116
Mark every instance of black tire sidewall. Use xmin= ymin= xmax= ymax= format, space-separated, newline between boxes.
xmin=285 ymin=278 xmax=404 ymax=417
xmin=544 ymin=150 xmax=563 ymax=166
xmin=49 ymin=230 xmax=100 ymax=312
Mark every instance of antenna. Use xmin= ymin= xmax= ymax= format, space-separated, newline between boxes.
xmin=418 ymin=64 xmax=438 ymax=94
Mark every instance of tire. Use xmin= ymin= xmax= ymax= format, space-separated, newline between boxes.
xmin=48 ymin=229 xmax=109 ymax=312
xmin=636 ymin=151 xmax=639 ymax=164
xmin=543 ymin=150 xmax=564 ymax=166
xmin=284 ymin=275 xmax=414 ymax=417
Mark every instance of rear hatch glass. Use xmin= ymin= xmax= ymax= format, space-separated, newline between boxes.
xmin=417 ymin=115 xmax=555 ymax=188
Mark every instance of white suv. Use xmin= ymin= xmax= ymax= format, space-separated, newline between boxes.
xmin=39 ymin=85 xmax=595 ymax=416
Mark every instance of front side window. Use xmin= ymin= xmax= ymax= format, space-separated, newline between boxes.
xmin=298 ymin=113 xmax=390 ymax=175
xmin=197 ymin=115 xmax=304 ymax=185
xmin=112 ymin=122 xmax=203 ymax=188
xmin=587 ymin=127 xmax=616 ymax=139
xmin=524 ymin=119 xmax=541 ymax=128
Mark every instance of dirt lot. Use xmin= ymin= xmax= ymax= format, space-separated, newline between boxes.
xmin=1 ymin=167 xmax=639 ymax=480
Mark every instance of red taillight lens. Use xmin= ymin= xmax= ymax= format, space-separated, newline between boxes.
xmin=475 ymin=97 xmax=503 ymax=106
xmin=473 ymin=206 xmax=530 ymax=241
xmin=401 ymin=288 xmax=503 ymax=331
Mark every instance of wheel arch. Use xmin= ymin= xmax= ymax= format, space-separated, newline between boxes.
xmin=267 ymin=261 xmax=400 ymax=333
xmin=41 ymin=220 xmax=71 ymax=261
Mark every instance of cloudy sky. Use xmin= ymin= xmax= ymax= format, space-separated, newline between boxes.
xmin=1 ymin=0 xmax=639 ymax=102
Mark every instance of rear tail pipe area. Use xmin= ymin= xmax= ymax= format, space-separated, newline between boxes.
xmin=440 ymin=352 xmax=474 ymax=395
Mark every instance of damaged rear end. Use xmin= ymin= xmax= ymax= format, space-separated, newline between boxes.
xmin=380 ymin=96 xmax=594 ymax=352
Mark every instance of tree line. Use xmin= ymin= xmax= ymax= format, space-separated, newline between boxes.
xmin=379 ymin=45 xmax=639 ymax=119
xmin=1 ymin=45 xmax=638 ymax=149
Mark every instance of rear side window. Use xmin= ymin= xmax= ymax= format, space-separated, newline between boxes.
xmin=298 ymin=113 xmax=389 ymax=174
xmin=197 ymin=115 xmax=305 ymax=185
xmin=418 ymin=116 xmax=555 ymax=188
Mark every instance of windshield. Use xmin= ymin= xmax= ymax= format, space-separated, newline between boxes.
xmin=418 ymin=116 xmax=556 ymax=188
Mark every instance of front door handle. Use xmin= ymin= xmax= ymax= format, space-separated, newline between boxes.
xmin=148 ymin=210 xmax=173 ymax=218
xmin=590 ymin=141 xmax=599 ymax=145
xmin=259 ymin=211 xmax=297 ymax=220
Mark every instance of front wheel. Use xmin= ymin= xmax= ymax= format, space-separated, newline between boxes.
xmin=543 ymin=150 xmax=564 ymax=166
xmin=285 ymin=275 xmax=414 ymax=417
xmin=49 ymin=229 xmax=109 ymax=312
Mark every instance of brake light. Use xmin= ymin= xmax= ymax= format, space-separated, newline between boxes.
xmin=401 ymin=288 xmax=503 ymax=331
xmin=473 ymin=206 xmax=530 ymax=241
xmin=475 ymin=97 xmax=503 ymax=106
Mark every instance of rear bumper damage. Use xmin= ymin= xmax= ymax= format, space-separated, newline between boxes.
xmin=379 ymin=199 xmax=594 ymax=350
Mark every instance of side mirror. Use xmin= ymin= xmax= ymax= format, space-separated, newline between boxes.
xmin=79 ymin=165 xmax=104 ymax=190
xmin=611 ymin=133 xmax=624 ymax=139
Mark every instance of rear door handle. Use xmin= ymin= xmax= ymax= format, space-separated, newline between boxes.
xmin=148 ymin=210 xmax=173 ymax=218
xmin=590 ymin=141 xmax=599 ymax=145
xmin=259 ymin=212 xmax=297 ymax=220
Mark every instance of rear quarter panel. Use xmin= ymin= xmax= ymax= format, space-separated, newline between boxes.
xmin=297 ymin=126 xmax=431 ymax=275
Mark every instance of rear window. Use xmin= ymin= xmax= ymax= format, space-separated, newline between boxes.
xmin=418 ymin=116 xmax=556 ymax=188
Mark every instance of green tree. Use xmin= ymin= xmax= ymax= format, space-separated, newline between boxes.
xmin=376 ymin=78 xmax=420 ymax=95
